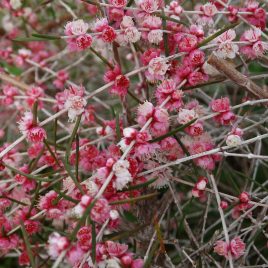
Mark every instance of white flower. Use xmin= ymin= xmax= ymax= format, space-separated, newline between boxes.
xmin=18 ymin=48 xmax=32 ymax=58
xmin=202 ymin=3 xmax=217 ymax=17
xmin=48 ymin=233 xmax=69 ymax=259
xmin=18 ymin=111 xmax=33 ymax=135
xmin=105 ymin=258 xmax=121 ymax=268
xmin=120 ymin=16 xmax=134 ymax=29
xmin=66 ymin=19 xmax=89 ymax=35
xmin=72 ymin=204 xmax=85 ymax=218
xmin=196 ymin=179 xmax=207 ymax=190
xmin=124 ymin=27 xmax=141 ymax=43
xmin=112 ymin=160 xmax=133 ymax=190
xmin=10 ymin=0 xmax=22 ymax=10
xmin=217 ymin=29 xmax=236 ymax=43
xmin=110 ymin=210 xmax=119 ymax=220
xmin=84 ymin=180 xmax=99 ymax=196
xmin=123 ymin=127 xmax=136 ymax=138
xmin=244 ymin=28 xmax=261 ymax=43
xmin=2 ymin=15 xmax=14 ymax=32
xmin=148 ymin=30 xmax=163 ymax=44
xmin=137 ymin=0 xmax=159 ymax=13
xmin=148 ymin=57 xmax=169 ymax=76
xmin=64 ymin=95 xmax=87 ymax=121
xmin=226 ymin=134 xmax=242 ymax=147
xmin=216 ymin=42 xmax=239 ymax=59
xmin=177 ymin=109 xmax=197 ymax=125
xmin=118 ymin=139 xmax=128 ymax=152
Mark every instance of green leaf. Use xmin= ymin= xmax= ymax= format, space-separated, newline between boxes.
xmin=91 ymin=221 xmax=96 ymax=264
xmin=109 ymin=192 xmax=159 ymax=205
xmin=0 ymin=62 xmax=23 ymax=76
xmin=32 ymin=33 xmax=61 ymax=40
xmin=122 ymin=211 xmax=138 ymax=223
xmin=21 ymin=221 xmax=36 ymax=268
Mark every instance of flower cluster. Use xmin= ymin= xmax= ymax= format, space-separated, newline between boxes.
xmin=0 ymin=0 xmax=267 ymax=267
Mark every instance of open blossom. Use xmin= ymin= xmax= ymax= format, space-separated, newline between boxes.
xmin=195 ymin=3 xmax=218 ymax=25
xmin=119 ymin=127 xmax=159 ymax=158
xmin=176 ymin=34 xmax=198 ymax=52
xmin=148 ymin=30 xmax=163 ymax=44
xmin=124 ymin=27 xmax=141 ymax=43
xmin=136 ymin=0 xmax=160 ymax=13
xmin=18 ymin=111 xmax=47 ymax=143
xmin=104 ymin=65 xmax=130 ymax=97
xmin=215 ymin=29 xmax=239 ymax=59
xmin=147 ymin=57 xmax=169 ymax=81
xmin=48 ymin=233 xmax=69 ymax=259
xmin=64 ymin=85 xmax=86 ymax=121
xmin=137 ymin=101 xmax=169 ymax=136
xmin=112 ymin=159 xmax=133 ymax=190
xmin=65 ymin=19 xmax=92 ymax=50
xmin=182 ymin=133 xmax=220 ymax=170
xmin=241 ymin=0 xmax=266 ymax=29
xmin=65 ymin=19 xmax=89 ymax=35
xmin=110 ymin=0 xmax=127 ymax=8
xmin=177 ymin=109 xmax=197 ymax=125
xmin=210 ymin=97 xmax=236 ymax=125
xmin=240 ymin=28 xmax=268 ymax=59
xmin=214 ymin=237 xmax=245 ymax=259
xmin=155 ymin=80 xmax=183 ymax=111
xmin=2 ymin=85 xmax=18 ymax=105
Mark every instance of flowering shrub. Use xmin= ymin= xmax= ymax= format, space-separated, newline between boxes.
xmin=0 ymin=0 xmax=268 ymax=267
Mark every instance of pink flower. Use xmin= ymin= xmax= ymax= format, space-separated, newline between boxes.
xmin=220 ymin=201 xmax=228 ymax=209
xmin=110 ymin=0 xmax=127 ymax=8
xmin=211 ymin=97 xmax=236 ymax=125
xmin=177 ymin=34 xmax=198 ymax=52
xmin=137 ymin=0 xmax=160 ymax=13
xmin=104 ymin=65 xmax=130 ymax=97
xmin=240 ymin=28 xmax=268 ymax=59
xmin=53 ymin=70 xmax=69 ymax=89
xmin=106 ymin=241 xmax=128 ymax=257
xmin=18 ymin=111 xmax=47 ymax=143
xmin=26 ymin=86 xmax=44 ymax=108
xmin=27 ymin=126 xmax=47 ymax=143
xmin=48 ymin=233 xmax=69 ymax=259
xmin=214 ymin=240 xmax=229 ymax=258
xmin=124 ymin=27 xmax=141 ymax=43
xmin=2 ymin=85 xmax=18 ymax=105
xmin=24 ymin=220 xmax=40 ymax=235
xmin=214 ymin=237 xmax=245 ymax=259
xmin=239 ymin=191 xmax=250 ymax=203
xmin=215 ymin=29 xmax=239 ymax=59
xmin=64 ymin=19 xmax=92 ymax=50
xmin=77 ymin=226 xmax=92 ymax=250
xmin=230 ymin=237 xmax=246 ymax=259
xmin=201 ymin=3 xmax=218 ymax=17
xmin=91 ymin=198 xmax=111 ymax=224
xmin=137 ymin=101 xmax=169 ymax=136
xmin=112 ymin=159 xmax=133 ymax=190
xmin=101 ymin=26 xmax=117 ymax=43
xmin=156 ymin=80 xmax=184 ymax=111
xmin=147 ymin=57 xmax=169 ymax=81
xmin=65 ymin=20 xmax=89 ymax=36
xmin=64 ymin=85 xmax=87 ymax=121
xmin=241 ymin=1 xmax=266 ymax=29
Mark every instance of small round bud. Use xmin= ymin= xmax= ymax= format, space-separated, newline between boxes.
xmin=226 ymin=134 xmax=241 ymax=147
